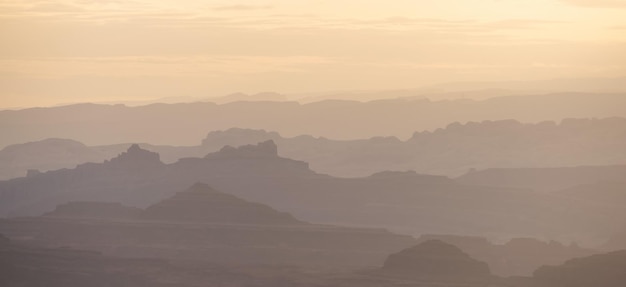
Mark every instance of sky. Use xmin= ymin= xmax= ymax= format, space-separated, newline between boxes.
xmin=1 ymin=0 xmax=625 ymax=108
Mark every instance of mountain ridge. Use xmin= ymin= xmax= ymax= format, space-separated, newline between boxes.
xmin=1 ymin=142 xmax=623 ymax=244
xmin=2 ymin=92 xmax=625 ymax=148
xmin=2 ymin=116 xmax=626 ymax=179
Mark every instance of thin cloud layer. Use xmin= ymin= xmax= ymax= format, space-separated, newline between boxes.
xmin=0 ymin=0 xmax=625 ymax=107
xmin=561 ymin=0 xmax=626 ymax=8
xmin=213 ymin=5 xmax=274 ymax=11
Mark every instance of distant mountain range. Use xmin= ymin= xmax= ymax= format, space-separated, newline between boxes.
xmin=4 ymin=229 xmax=625 ymax=287
xmin=2 ymin=117 xmax=626 ymax=179
xmin=0 ymin=183 xmax=415 ymax=268
xmin=373 ymin=239 xmax=626 ymax=287
xmin=0 ymin=181 xmax=612 ymax=278
xmin=1 ymin=93 xmax=625 ymax=149
xmin=1 ymin=141 xmax=624 ymax=245
xmin=377 ymin=239 xmax=492 ymax=283
xmin=45 ymin=182 xmax=304 ymax=226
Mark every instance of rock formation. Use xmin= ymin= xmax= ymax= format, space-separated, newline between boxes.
xmin=204 ymin=140 xmax=279 ymax=159
xmin=415 ymin=234 xmax=594 ymax=277
xmin=142 ymin=182 xmax=303 ymax=225
xmin=107 ymin=144 xmax=162 ymax=166
xmin=380 ymin=240 xmax=492 ymax=283
xmin=533 ymin=250 xmax=626 ymax=287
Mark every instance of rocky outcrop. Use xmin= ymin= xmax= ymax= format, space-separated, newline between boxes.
xmin=380 ymin=240 xmax=492 ymax=282
xmin=107 ymin=144 xmax=162 ymax=166
xmin=0 ymin=138 xmax=104 ymax=180
xmin=414 ymin=235 xmax=594 ymax=277
xmin=204 ymin=140 xmax=278 ymax=159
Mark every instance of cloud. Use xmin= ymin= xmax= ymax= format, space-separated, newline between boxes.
xmin=0 ymin=0 xmax=571 ymax=40
xmin=0 ymin=0 xmax=159 ymax=20
xmin=485 ymin=19 xmax=566 ymax=30
xmin=213 ymin=5 xmax=274 ymax=11
xmin=0 ymin=55 xmax=335 ymax=79
xmin=24 ymin=2 xmax=84 ymax=13
xmin=560 ymin=0 xmax=626 ymax=8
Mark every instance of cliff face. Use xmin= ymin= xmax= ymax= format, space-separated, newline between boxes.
xmin=381 ymin=240 xmax=492 ymax=283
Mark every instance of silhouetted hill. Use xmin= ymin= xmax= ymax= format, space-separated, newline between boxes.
xmin=201 ymin=128 xmax=284 ymax=149
xmin=0 ymin=142 xmax=312 ymax=217
xmin=0 ymin=144 xmax=168 ymax=216
xmin=533 ymin=250 xmax=626 ymax=287
xmin=414 ymin=234 xmax=594 ymax=277
xmin=204 ymin=140 xmax=279 ymax=159
xmin=0 ymin=183 xmax=417 ymax=268
xmin=0 ymin=140 xmax=205 ymax=180
xmin=3 ymin=117 xmax=626 ymax=179
xmin=108 ymin=143 xmax=162 ymax=167
xmin=0 ymin=142 xmax=622 ymax=243
xmin=379 ymin=240 xmax=492 ymax=283
xmin=2 ymin=229 xmax=624 ymax=286
xmin=410 ymin=117 xmax=626 ymax=176
xmin=42 ymin=183 xmax=303 ymax=225
xmin=143 ymin=183 xmax=303 ymax=225
xmin=2 ymin=93 xmax=625 ymax=149
xmin=0 ymin=138 xmax=106 ymax=180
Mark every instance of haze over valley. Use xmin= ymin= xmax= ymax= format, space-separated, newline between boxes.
xmin=2 ymin=0 xmax=626 ymax=286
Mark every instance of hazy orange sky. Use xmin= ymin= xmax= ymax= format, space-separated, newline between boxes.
xmin=1 ymin=0 xmax=625 ymax=108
